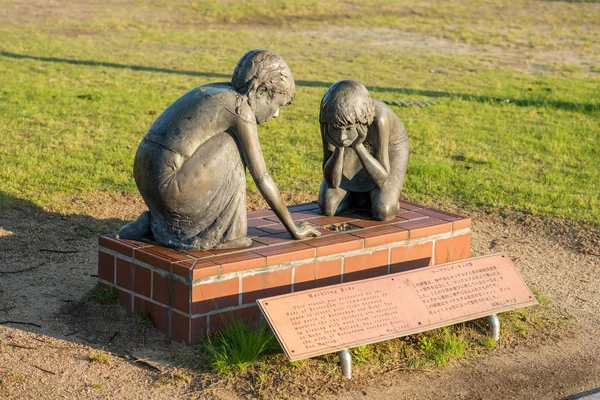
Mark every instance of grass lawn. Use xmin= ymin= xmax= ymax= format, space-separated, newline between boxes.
xmin=1 ymin=0 xmax=598 ymax=224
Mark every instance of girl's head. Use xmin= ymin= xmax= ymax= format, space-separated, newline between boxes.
xmin=319 ymin=80 xmax=374 ymax=128
xmin=232 ymin=50 xmax=295 ymax=123
xmin=320 ymin=80 xmax=375 ymax=147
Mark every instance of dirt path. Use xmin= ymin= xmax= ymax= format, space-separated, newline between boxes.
xmin=0 ymin=201 xmax=599 ymax=399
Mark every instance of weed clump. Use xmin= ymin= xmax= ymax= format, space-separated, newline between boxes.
xmin=202 ymin=318 xmax=280 ymax=374
xmin=88 ymin=284 xmax=118 ymax=305
xmin=89 ymin=351 xmax=110 ymax=364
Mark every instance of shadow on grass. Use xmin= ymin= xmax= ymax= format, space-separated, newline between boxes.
xmin=2 ymin=51 xmax=598 ymax=113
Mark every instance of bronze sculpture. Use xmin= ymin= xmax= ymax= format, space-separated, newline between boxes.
xmin=318 ymin=80 xmax=409 ymax=220
xmin=118 ymin=50 xmax=320 ymax=249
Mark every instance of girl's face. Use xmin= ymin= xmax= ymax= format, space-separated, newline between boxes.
xmin=254 ymin=92 xmax=287 ymax=124
xmin=326 ymin=124 xmax=360 ymax=148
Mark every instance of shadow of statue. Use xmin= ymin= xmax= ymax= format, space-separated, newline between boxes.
xmin=0 ymin=193 xmax=204 ymax=370
xmin=2 ymin=51 xmax=598 ymax=113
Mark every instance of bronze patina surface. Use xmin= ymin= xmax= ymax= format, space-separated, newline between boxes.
xmin=258 ymin=253 xmax=537 ymax=361
xmin=318 ymin=80 xmax=410 ymax=221
xmin=117 ymin=50 xmax=320 ymax=250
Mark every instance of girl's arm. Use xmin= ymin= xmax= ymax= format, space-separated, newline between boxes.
xmin=321 ymin=124 xmax=344 ymax=188
xmin=353 ymin=119 xmax=390 ymax=189
xmin=235 ymin=114 xmax=320 ymax=240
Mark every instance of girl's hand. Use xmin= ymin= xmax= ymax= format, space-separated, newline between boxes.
xmin=352 ymin=125 xmax=368 ymax=147
xmin=292 ymin=221 xmax=322 ymax=239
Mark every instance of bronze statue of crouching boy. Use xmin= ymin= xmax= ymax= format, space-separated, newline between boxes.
xmin=319 ymin=80 xmax=409 ymax=220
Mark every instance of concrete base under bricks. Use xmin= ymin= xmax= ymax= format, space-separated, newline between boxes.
xmin=97 ymin=200 xmax=471 ymax=344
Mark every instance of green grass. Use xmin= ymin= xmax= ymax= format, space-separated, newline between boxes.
xmin=88 ymin=284 xmax=118 ymax=305
xmin=0 ymin=0 xmax=599 ymax=224
xmin=89 ymin=351 xmax=110 ymax=364
xmin=199 ymin=292 xmax=567 ymax=398
xmin=202 ymin=318 xmax=280 ymax=374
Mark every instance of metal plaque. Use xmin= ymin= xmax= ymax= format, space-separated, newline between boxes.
xmin=257 ymin=253 xmax=537 ymax=361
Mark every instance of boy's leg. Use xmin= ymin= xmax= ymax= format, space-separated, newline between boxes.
xmin=319 ymin=179 xmax=351 ymax=216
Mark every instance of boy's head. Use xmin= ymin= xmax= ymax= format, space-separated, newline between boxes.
xmin=319 ymin=80 xmax=375 ymax=129
xmin=232 ymin=49 xmax=295 ymax=117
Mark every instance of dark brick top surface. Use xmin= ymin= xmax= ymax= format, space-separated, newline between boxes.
xmin=99 ymin=201 xmax=470 ymax=281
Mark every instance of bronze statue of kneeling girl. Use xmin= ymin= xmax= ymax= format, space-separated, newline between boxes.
xmin=318 ymin=80 xmax=409 ymax=220
xmin=118 ymin=50 xmax=320 ymax=249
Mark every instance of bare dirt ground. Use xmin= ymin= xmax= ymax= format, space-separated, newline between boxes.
xmin=0 ymin=195 xmax=598 ymax=399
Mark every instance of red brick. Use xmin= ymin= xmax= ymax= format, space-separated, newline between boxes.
xmin=255 ymin=223 xmax=288 ymax=235
xmin=349 ymin=225 xmax=409 ymax=247
xmin=182 ymin=249 xmax=212 ymax=259
xmin=350 ymin=219 xmax=393 ymax=228
xmin=253 ymin=233 xmax=294 ymax=246
xmin=251 ymin=242 xmax=315 ymax=266
xmin=294 ymin=259 xmax=343 ymax=292
xmin=190 ymin=316 xmax=208 ymax=344
xmin=171 ymin=312 xmax=190 ymax=343
xmin=248 ymin=227 xmax=269 ymax=237
xmin=171 ymin=279 xmax=191 ymax=314
xmin=172 ymin=259 xmax=194 ymax=280
xmin=97 ymin=251 xmax=114 ymax=283
xmin=397 ymin=210 xmax=428 ymax=221
xmin=343 ymin=249 xmax=389 ymax=282
xmin=192 ymin=279 xmax=239 ymax=314
xmin=151 ymin=273 xmax=190 ymax=312
xmin=287 ymin=202 xmax=320 ymax=212
xmin=134 ymin=297 xmax=169 ymax=334
xmin=305 ymin=215 xmax=358 ymax=226
xmin=152 ymin=272 xmax=170 ymax=305
xmin=134 ymin=246 xmax=193 ymax=273
xmin=435 ymin=234 xmax=471 ymax=264
xmin=390 ymin=242 xmax=433 ymax=274
xmin=304 ymin=233 xmax=364 ymax=256
xmin=212 ymin=251 xmax=266 ymax=274
xmin=209 ymin=306 xmax=263 ymax=335
xmin=205 ymin=240 xmax=265 ymax=255
xmin=247 ymin=218 xmax=277 ymax=228
xmin=264 ymin=211 xmax=321 ymax=224
xmin=242 ymin=269 xmax=292 ymax=303
xmin=190 ymin=259 xmax=220 ymax=281
xmin=398 ymin=200 xmax=424 ymax=211
xmin=247 ymin=209 xmax=276 ymax=219
xmin=133 ymin=265 xmax=152 ymax=298
xmin=116 ymin=258 xmax=135 ymax=291
xmin=121 ymin=239 xmax=153 ymax=249
xmin=452 ymin=217 xmax=472 ymax=230
xmin=99 ymin=236 xmax=135 ymax=257
xmin=113 ymin=287 xmax=132 ymax=313
xmin=395 ymin=217 xmax=452 ymax=239
xmin=417 ymin=208 xmax=464 ymax=221
xmin=206 ymin=237 xmax=265 ymax=258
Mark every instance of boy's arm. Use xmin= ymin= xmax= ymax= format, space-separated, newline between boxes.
xmin=321 ymin=123 xmax=344 ymax=189
xmin=353 ymin=118 xmax=390 ymax=188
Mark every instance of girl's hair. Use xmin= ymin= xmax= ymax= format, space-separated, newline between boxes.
xmin=232 ymin=49 xmax=295 ymax=111
xmin=319 ymin=80 xmax=375 ymax=128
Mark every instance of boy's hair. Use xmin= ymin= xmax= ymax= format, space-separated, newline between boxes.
xmin=319 ymin=80 xmax=375 ymax=128
xmin=232 ymin=49 xmax=295 ymax=111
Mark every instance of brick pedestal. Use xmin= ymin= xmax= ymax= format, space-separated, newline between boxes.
xmin=97 ymin=200 xmax=471 ymax=344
